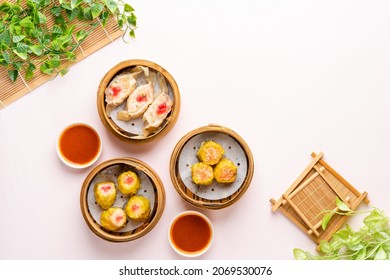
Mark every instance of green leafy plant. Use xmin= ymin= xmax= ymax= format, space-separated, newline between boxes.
xmin=0 ymin=0 xmax=137 ymax=82
xmin=293 ymin=200 xmax=390 ymax=260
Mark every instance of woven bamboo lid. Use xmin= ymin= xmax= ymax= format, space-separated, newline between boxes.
xmin=97 ymin=59 xmax=180 ymax=144
xmin=80 ymin=158 xmax=165 ymax=242
xmin=170 ymin=125 xmax=254 ymax=210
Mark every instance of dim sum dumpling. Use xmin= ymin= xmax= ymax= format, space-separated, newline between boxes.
xmin=117 ymin=83 xmax=154 ymax=121
xmin=104 ymin=66 xmax=149 ymax=112
xmin=105 ymin=73 xmax=137 ymax=108
xmin=124 ymin=195 xmax=150 ymax=221
xmin=143 ymin=93 xmax=173 ymax=136
xmin=101 ymin=207 xmax=127 ymax=231
xmin=192 ymin=162 xmax=214 ymax=185
xmin=117 ymin=170 xmax=140 ymax=195
xmin=94 ymin=182 xmax=117 ymax=210
xmin=214 ymin=158 xmax=237 ymax=183
xmin=197 ymin=141 xmax=225 ymax=165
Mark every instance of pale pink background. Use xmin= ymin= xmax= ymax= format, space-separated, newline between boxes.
xmin=1 ymin=0 xmax=389 ymax=259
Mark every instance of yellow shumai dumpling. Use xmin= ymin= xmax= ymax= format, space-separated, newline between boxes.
xmin=214 ymin=158 xmax=237 ymax=184
xmin=197 ymin=140 xmax=225 ymax=165
xmin=94 ymin=182 xmax=116 ymax=209
xmin=100 ymin=207 xmax=127 ymax=231
xmin=124 ymin=195 xmax=150 ymax=221
xmin=117 ymin=170 xmax=140 ymax=195
xmin=192 ymin=162 xmax=214 ymax=186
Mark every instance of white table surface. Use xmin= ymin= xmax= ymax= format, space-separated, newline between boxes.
xmin=1 ymin=0 xmax=390 ymax=260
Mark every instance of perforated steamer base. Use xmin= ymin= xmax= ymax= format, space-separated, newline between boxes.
xmin=177 ymin=132 xmax=248 ymax=200
xmin=97 ymin=60 xmax=181 ymax=144
xmin=87 ymin=163 xmax=156 ymax=232
xmin=170 ymin=125 xmax=254 ymax=210
xmin=80 ymin=158 xmax=165 ymax=242
xmin=108 ymin=69 xmax=175 ymax=137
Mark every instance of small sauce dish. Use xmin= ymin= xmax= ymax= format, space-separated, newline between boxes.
xmin=168 ymin=210 xmax=213 ymax=257
xmin=57 ymin=123 xmax=102 ymax=169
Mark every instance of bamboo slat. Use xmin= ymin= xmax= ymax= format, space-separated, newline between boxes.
xmin=0 ymin=1 xmax=123 ymax=109
xmin=311 ymin=152 xmax=370 ymax=204
xmin=271 ymin=152 xmax=324 ymax=212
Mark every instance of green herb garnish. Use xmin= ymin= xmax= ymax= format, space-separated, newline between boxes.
xmin=0 ymin=0 xmax=137 ymax=82
xmin=293 ymin=203 xmax=390 ymax=260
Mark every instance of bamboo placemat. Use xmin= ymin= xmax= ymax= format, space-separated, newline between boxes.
xmin=0 ymin=2 xmax=123 ymax=110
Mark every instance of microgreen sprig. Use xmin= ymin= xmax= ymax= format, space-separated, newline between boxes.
xmin=0 ymin=0 xmax=137 ymax=82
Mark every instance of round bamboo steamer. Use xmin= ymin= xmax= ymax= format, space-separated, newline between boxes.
xmin=97 ymin=59 xmax=180 ymax=144
xmin=170 ymin=125 xmax=254 ymax=210
xmin=80 ymin=158 xmax=166 ymax=242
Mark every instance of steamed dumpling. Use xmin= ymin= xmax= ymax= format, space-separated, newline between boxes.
xmin=192 ymin=162 xmax=214 ymax=185
xmin=214 ymin=158 xmax=237 ymax=183
xmin=143 ymin=93 xmax=173 ymax=136
xmin=117 ymin=83 xmax=154 ymax=121
xmin=117 ymin=170 xmax=140 ymax=195
xmin=100 ymin=207 xmax=127 ymax=231
xmin=197 ymin=140 xmax=225 ymax=165
xmin=94 ymin=182 xmax=116 ymax=210
xmin=105 ymin=73 xmax=137 ymax=107
xmin=124 ymin=195 xmax=150 ymax=221
xmin=104 ymin=66 xmax=149 ymax=112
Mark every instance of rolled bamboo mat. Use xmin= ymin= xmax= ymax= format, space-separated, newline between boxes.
xmin=0 ymin=2 xmax=123 ymax=110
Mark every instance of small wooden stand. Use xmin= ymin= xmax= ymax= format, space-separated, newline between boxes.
xmin=270 ymin=152 xmax=369 ymax=244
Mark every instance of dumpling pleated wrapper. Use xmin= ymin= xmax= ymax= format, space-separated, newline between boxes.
xmin=117 ymin=83 xmax=154 ymax=121
xmin=197 ymin=140 xmax=225 ymax=165
xmin=142 ymin=72 xmax=173 ymax=136
xmin=143 ymin=93 xmax=173 ymax=136
xmin=192 ymin=162 xmax=214 ymax=186
xmin=101 ymin=207 xmax=127 ymax=231
xmin=125 ymin=195 xmax=151 ymax=221
xmin=94 ymin=182 xmax=117 ymax=210
xmin=105 ymin=66 xmax=149 ymax=113
xmin=117 ymin=170 xmax=140 ymax=195
xmin=105 ymin=73 xmax=136 ymax=107
xmin=214 ymin=158 xmax=237 ymax=183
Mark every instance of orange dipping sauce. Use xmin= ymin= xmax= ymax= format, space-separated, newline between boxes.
xmin=58 ymin=123 xmax=101 ymax=167
xmin=170 ymin=212 xmax=212 ymax=256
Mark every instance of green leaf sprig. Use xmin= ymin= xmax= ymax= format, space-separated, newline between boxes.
xmin=293 ymin=201 xmax=390 ymax=260
xmin=0 ymin=0 xmax=137 ymax=82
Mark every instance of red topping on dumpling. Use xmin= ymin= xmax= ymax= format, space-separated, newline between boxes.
xmin=124 ymin=176 xmax=134 ymax=184
xmin=101 ymin=185 xmax=112 ymax=192
xmin=156 ymin=102 xmax=169 ymax=115
xmin=136 ymin=94 xmax=148 ymax=103
xmin=111 ymin=86 xmax=121 ymax=97
xmin=116 ymin=215 xmax=124 ymax=222
xmin=132 ymin=203 xmax=140 ymax=212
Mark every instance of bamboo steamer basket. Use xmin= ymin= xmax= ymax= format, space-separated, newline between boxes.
xmin=80 ymin=158 xmax=165 ymax=242
xmin=97 ymin=59 xmax=180 ymax=144
xmin=170 ymin=125 xmax=254 ymax=210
